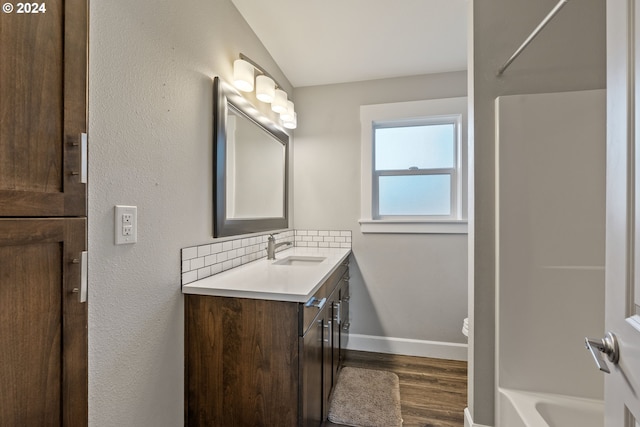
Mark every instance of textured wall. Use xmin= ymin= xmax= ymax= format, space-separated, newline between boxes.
xmin=88 ymin=0 xmax=290 ymax=425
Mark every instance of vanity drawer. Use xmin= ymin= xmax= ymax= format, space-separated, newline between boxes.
xmin=300 ymin=263 xmax=348 ymax=336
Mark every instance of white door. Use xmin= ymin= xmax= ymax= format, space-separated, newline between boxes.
xmin=604 ymin=1 xmax=640 ymax=425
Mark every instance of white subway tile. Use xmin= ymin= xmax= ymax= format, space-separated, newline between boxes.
xmin=182 ymin=228 xmax=356 ymax=285
xmin=182 ymin=270 xmax=198 ymax=284
xmin=197 ymin=266 xmax=211 ymax=280
xmin=182 ymin=247 xmax=198 ymax=261
xmin=191 ymin=257 xmax=205 ymax=270
xmin=211 ymin=263 xmax=223 ymax=275
xmin=198 ymin=245 xmax=211 ymax=257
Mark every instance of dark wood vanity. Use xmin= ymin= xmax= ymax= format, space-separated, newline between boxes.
xmin=184 ymin=258 xmax=350 ymax=426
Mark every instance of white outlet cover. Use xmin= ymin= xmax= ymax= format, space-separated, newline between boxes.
xmin=115 ymin=205 xmax=137 ymax=245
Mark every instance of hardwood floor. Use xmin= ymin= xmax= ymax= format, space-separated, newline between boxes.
xmin=324 ymin=350 xmax=468 ymax=427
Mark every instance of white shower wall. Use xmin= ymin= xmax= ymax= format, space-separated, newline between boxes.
xmin=495 ymin=90 xmax=605 ymax=399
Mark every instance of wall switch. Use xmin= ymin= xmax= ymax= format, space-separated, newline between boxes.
xmin=115 ymin=205 xmax=137 ymax=245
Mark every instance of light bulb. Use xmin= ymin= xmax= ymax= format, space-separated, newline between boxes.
xmin=280 ymin=101 xmax=295 ymax=122
xmin=271 ymin=89 xmax=288 ymax=114
xmin=256 ymin=75 xmax=275 ymax=103
xmin=283 ymin=112 xmax=297 ymax=129
xmin=233 ymin=59 xmax=254 ymax=92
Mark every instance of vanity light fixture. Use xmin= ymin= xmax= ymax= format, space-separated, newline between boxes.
xmin=271 ymin=89 xmax=288 ymax=114
xmin=232 ymin=53 xmax=297 ymax=129
xmin=283 ymin=112 xmax=297 ymax=129
xmin=256 ymin=75 xmax=275 ymax=102
xmin=280 ymin=101 xmax=295 ymax=122
xmin=233 ymin=59 xmax=255 ymax=92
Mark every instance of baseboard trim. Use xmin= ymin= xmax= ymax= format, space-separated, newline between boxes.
xmin=346 ymin=333 xmax=468 ymax=361
xmin=464 ymin=408 xmax=492 ymax=427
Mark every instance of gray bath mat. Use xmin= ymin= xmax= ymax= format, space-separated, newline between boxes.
xmin=328 ymin=367 xmax=403 ymax=427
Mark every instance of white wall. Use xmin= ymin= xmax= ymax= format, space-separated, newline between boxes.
xmin=88 ymin=0 xmax=291 ymax=425
xmin=293 ymin=73 xmax=468 ymax=358
xmin=470 ymin=0 xmax=605 ymax=424
xmin=496 ymin=90 xmax=605 ymax=399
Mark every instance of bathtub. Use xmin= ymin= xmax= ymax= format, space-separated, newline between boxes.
xmin=498 ymin=388 xmax=603 ymax=427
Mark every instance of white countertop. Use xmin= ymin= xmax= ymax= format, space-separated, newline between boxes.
xmin=181 ymin=247 xmax=351 ymax=302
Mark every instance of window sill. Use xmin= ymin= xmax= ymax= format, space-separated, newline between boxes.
xmin=358 ymin=219 xmax=468 ymax=234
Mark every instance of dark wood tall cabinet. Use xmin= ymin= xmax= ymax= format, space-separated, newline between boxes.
xmin=0 ymin=0 xmax=88 ymax=425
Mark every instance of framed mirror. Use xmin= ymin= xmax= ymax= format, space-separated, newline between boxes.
xmin=213 ymin=76 xmax=289 ymax=237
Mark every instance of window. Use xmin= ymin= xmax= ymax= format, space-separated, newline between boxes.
xmin=360 ymin=98 xmax=467 ymax=234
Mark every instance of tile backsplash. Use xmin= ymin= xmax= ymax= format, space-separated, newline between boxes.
xmin=181 ymin=229 xmax=352 ymax=285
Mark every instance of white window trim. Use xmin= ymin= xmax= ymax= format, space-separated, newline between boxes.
xmin=359 ymin=97 xmax=468 ymax=234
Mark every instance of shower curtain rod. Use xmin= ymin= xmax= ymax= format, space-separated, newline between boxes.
xmin=497 ymin=0 xmax=569 ymax=76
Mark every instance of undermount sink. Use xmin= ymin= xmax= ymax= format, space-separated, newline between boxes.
xmin=272 ymin=256 xmax=326 ymax=266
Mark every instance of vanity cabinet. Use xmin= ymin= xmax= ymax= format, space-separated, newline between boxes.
xmin=185 ymin=259 xmax=349 ymax=427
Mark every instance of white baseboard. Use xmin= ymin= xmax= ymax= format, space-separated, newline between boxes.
xmin=346 ymin=333 xmax=468 ymax=361
xmin=464 ymin=408 xmax=493 ymax=427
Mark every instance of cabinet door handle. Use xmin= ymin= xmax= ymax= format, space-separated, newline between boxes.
xmin=71 ymin=251 xmax=88 ymax=303
xmin=70 ymin=133 xmax=88 ymax=183
xmin=324 ymin=320 xmax=332 ymax=344
xmin=80 ymin=133 xmax=87 ymax=184
xmin=305 ymin=297 xmax=326 ymax=310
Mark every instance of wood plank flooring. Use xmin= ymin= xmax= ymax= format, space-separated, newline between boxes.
xmin=324 ymin=350 xmax=468 ymax=427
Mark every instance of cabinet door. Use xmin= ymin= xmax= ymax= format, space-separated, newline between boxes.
xmin=0 ymin=0 xmax=88 ymax=217
xmin=0 ymin=218 xmax=87 ymax=425
xmin=301 ymin=318 xmax=324 ymax=427
xmin=323 ymin=313 xmax=333 ymax=420
xmin=339 ymin=279 xmax=350 ymax=362
xmin=329 ymin=292 xmax=341 ymax=389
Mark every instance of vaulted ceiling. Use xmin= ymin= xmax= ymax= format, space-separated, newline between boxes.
xmin=231 ymin=0 xmax=468 ymax=88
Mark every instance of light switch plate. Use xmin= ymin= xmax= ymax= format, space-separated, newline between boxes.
xmin=115 ymin=205 xmax=137 ymax=245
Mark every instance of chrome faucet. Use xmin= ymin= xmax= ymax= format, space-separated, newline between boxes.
xmin=266 ymin=233 xmax=292 ymax=260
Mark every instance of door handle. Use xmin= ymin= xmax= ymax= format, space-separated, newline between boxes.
xmin=584 ymin=331 xmax=619 ymax=373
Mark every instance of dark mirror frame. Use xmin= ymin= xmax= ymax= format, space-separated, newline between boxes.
xmin=213 ymin=76 xmax=289 ymax=237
